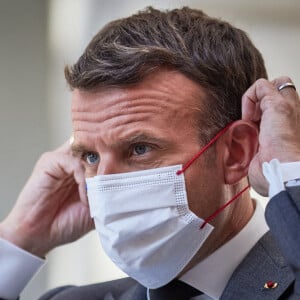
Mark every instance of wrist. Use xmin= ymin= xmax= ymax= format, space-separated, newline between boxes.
xmin=0 ymin=220 xmax=24 ymax=250
xmin=0 ymin=219 xmax=46 ymax=258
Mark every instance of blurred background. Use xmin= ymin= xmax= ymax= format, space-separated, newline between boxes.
xmin=0 ymin=0 xmax=299 ymax=299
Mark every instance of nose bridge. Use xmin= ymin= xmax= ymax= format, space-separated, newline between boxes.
xmin=97 ymin=153 xmax=121 ymax=175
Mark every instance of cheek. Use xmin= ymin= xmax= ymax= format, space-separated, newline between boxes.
xmin=184 ymin=161 xmax=223 ymax=220
xmin=85 ymin=168 xmax=98 ymax=178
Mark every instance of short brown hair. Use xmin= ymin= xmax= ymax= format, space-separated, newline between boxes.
xmin=65 ymin=7 xmax=267 ymax=142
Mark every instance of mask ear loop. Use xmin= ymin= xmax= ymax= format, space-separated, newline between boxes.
xmin=176 ymin=123 xmax=233 ymax=176
xmin=200 ymin=185 xmax=250 ymax=229
xmin=175 ymin=122 xmax=250 ymax=229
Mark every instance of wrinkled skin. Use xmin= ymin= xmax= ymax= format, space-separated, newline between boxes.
xmin=242 ymin=76 xmax=300 ymax=195
xmin=0 ymin=73 xmax=299 ymax=261
xmin=0 ymin=142 xmax=94 ymax=257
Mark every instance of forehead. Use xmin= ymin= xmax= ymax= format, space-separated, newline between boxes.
xmin=72 ymin=70 xmax=206 ymax=112
xmin=71 ymin=70 xmax=207 ymax=144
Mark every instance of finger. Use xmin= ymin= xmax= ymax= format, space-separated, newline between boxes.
xmin=57 ymin=141 xmax=71 ymax=154
xmin=56 ymin=154 xmax=87 ymax=204
xmin=242 ymin=78 xmax=276 ymax=122
xmin=78 ymin=181 xmax=88 ymax=205
xmin=241 ymin=90 xmax=257 ymax=121
xmin=271 ymin=76 xmax=298 ymax=100
xmin=36 ymin=151 xmax=86 ymax=197
xmin=55 ymin=138 xmax=74 ymax=155
xmin=72 ymin=163 xmax=88 ymax=205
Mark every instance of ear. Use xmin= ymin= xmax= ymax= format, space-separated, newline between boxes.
xmin=221 ymin=121 xmax=258 ymax=185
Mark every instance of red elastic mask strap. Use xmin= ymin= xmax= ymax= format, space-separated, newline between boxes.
xmin=176 ymin=122 xmax=233 ymax=176
xmin=175 ymin=122 xmax=250 ymax=229
xmin=200 ymin=184 xmax=250 ymax=229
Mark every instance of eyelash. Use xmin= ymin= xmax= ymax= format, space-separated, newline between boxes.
xmin=79 ymin=143 xmax=156 ymax=165
xmin=81 ymin=152 xmax=99 ymax=165
xmin=131 ymin=144 xmax=153 ymax=156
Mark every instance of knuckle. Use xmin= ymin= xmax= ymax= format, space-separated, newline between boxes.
xmin=256 ymin=78 xmax=269 ymax=89
xmin=256 ymin=79 xmax=276 ymax=97
xmin=264 ymin=95 xmax=295 ymax=116
xmin=278 ymin=100 xmax=293 ymax=113
xmin=278 ymin=75 xmax=293 ymax=83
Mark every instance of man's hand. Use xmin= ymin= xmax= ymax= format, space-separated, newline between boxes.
xmin=0 ymin=142 xmax=94 ymax=257
xmin=242 ymin=76 xmax=300 ymax=195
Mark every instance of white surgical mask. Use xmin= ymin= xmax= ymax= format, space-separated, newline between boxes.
xmin=86 ymin=164 xmax=214 ymax=289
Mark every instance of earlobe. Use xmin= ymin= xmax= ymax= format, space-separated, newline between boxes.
xmin=222 ymin=121 xmax=258 ymax=185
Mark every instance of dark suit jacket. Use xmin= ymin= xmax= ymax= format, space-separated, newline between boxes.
xmin=37 ymin=188 xmax=300 ymax=300
xmin=3 ymin=188 xmax=299 ymax=300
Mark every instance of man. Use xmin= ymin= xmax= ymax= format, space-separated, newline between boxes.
xmin=0 ymin=7 xmax=299 ymax=300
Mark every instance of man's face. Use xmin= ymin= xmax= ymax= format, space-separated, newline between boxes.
xmin=71 ymin=70 xmax=224 ymax=223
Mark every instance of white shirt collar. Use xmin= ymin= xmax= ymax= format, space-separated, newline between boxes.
xmin=179 ymin=199 xmax=269 ymax=300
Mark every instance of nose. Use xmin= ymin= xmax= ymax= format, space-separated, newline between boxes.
xmin=97 ymin=155 xmax=124 ymax=175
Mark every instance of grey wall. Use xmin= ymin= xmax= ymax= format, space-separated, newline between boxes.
xmin=0 ymin=1 xmax=49 ymax=299
xmin=0 ymin=0 xmax=49 ymax=218
xmin=0 ymin=1 xmax=299 ymax=299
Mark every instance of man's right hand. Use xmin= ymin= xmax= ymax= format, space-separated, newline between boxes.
xmin=0 ymin=142 xmax=94 ymax=257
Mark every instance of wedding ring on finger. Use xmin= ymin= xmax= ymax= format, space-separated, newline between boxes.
xmin=278 ymin=82 xmax=297 ymax=92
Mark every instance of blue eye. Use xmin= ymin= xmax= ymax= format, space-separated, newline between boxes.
xmin=85 ymin=152 xmax=100 ymax=165
xmin=133 ymin=144 xmax=151 ymax=155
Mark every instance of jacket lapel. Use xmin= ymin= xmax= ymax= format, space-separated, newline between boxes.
xmin=221 ymin=232 xmax=294 ymax=299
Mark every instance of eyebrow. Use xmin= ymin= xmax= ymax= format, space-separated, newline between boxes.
xmin=71 ymin=134 xmax=169 ymax=156
xmin=71 ymin=144 xmax=90 ymax=157
xmin=119 ymin=134 xmax=168 ymax=147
